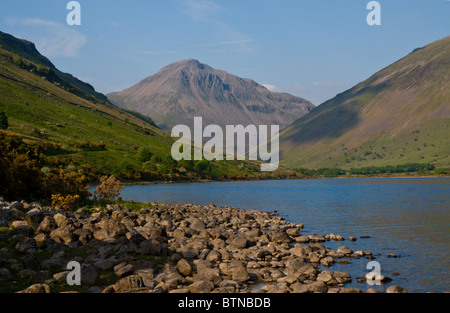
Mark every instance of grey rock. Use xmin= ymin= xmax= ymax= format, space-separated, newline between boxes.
xmin=230 ymin=236 xmax=248 ymax=249
xmin=36 ymin=216 xmax=57 ymax=234
xmin=113 ymin=275 xmax=145 ymax=293
xmin=176 ymin=259 xmax=193 ymax=276
xmin=17 ymin=283 xmax=51 ymax=293
xmin=386 ymin=285 xmax=407 ymax=293
xmin=0 ymin=268 xmax=12 ymax=280
xmin=114 ymin=263 xmax=134 ymax=278
xmin=196 ymin=267 xmax=222 ymax=284
xmin=336 ymin=246 xmax=353 ymax=255
xmin=187 ymin=280 xmax=214 ymax=293
xmin=81 ymin=265 xmax=101 ymax=285
xmin=339 ymin=287 xmax=363 ymax=293
xmin=22 ymin=254 xmax=40 ymax=269
xmin=179 ymin=246 xmax=199 ymax=259
xmin=206 ymin=250 xmax=222 ymax=263
xmin=270 ymin=230 xmax=291 ymax=243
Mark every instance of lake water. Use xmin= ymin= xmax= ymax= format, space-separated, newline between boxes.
xmin=119 ymin=177 xmax=450 ymax=293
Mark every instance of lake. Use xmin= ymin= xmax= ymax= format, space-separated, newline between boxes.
xmin=119 ymin=177 xmax=450 ymax=293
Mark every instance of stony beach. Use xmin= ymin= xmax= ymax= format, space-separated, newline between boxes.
xmin=0 ymin=199 xmax=407 ymax=293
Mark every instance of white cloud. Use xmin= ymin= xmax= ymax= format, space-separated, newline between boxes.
xmin=20 ymin=18 xmax=86 ymax=58
xmin=262 ymin=84 xmax=277 ymax=91
xmin=182 ymin=0 xmax=222 ymax=22
xmin=180 ymin=0 xmax=252 ymax=53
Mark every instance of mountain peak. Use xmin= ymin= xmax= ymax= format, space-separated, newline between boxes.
xmin=160 ymin=58 xmax=211 ymax=73
xmin=108 ymin=60 xmax=314 ymax=131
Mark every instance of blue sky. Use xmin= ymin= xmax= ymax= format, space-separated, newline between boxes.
xmin=1 ymin=0 xmax=449 ymax=105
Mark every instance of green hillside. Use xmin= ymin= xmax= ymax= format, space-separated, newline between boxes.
xmin=280 ymin=36 xmax=450 ymax=169
xmin=0 ymin=44 xmax=171 ymax=173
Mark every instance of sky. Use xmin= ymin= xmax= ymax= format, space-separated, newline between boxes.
xmin=1 ymin=0 xmax=449 ymax=105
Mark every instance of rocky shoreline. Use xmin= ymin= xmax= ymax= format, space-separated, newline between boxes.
xmin=0 ymin=199 xmax=407 ymax=293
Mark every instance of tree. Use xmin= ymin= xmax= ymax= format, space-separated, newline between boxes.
xmin=0 ymin=112 xmax=8 ymax=130
xmin=195 ymin=160 xmax=210 ymax=172
xmin=0 ymin=130 xmax=44 ymax=200
xmin=137 ymin=147 xmax=153 ymax=163
xmin=94 ymin=175 xmax=125 ymax=201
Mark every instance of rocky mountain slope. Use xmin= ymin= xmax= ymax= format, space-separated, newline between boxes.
xmin=108 ymin=59 xmax=315 ymax=131
xmin=280 ymin=36 xmax=450 ymax=169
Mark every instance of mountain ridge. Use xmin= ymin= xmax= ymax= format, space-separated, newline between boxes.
xmin=107 ymin=59 xmax=315 ymax=131
xmin=0 ymin=30 xmax=109 ymax=104
xmin=279 ymin=36 xmax=450 ymax=169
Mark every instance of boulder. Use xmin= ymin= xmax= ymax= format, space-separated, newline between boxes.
xmin=386 ymin=285 xmax=407 ymax=293
xmin=230 ymin=236 xmax=248 ymax=249
xmin=50 ymin=226 xmax=75 ymax=244
xmin=113 ymin=275 xmax=145 ymax=293
xmin=220 ymin=260 xmax=249 ymax=282
xmin=53 ymin=213 xmax=67 ymax=228
xmin=189 ymin=218 xmax=205 ymax=232
xmin=17 ymin=284 xmax=51 ymax=293
xmin=176 ymin=259 xmax=193 ymax=276
xmin=270 ymin=230 xmax=291 ymax=243
xmin=178 ymin=246 xmax=199 ymax=259
xmin=187 ymin=280 xmax=214 ymax=293
xmin=196 ymin=267 xmax=222 ymax=284
xmin=336 ymin=246 xmax=353 ymax=255
xmin=206 ymin=250 xmax=222 ymax=263
xmin=0 ymin=268 xmax=12 ymax=281
xmin=114 ymin=263 xmax=134 ymax=278
xmin=81 ymin=265 xmax=100 ymax=285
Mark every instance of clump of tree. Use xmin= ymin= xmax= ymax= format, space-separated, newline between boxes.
xmin=72 ymin=141 xmax=106 ymax=151
xmin=94 ymin=175 xmax=124 ymax=201
xmin=0 ymin=130 xmax=99 ymax=208
xmin=44 ymin=167 xmax=91 ymax=211
xmin=293 ymin=163 xmax=436 ymax=177
xmin=44 ymin=167 xmax=91 ymax=197
xmin=0 ymin=130 xmax=45 ymax=200
xmin=137 ymin=147 xmax=153 ymax=163
xmin=0 ymin=112 xmax=8 ymax=130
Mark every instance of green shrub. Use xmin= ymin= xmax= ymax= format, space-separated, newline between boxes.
xmin=194 ymin=160 xmax=211 ymax=172
xmin=0 ymin=130 xmax=45 ymax=200
xmin=94 ymin=175 xmax=124 ymax=201
xmin=0 ymin=112 xmax=8 ymax=130
xmin=44 ymin=168 xmax=91 ymax=201
xmin=137 ymin=147 xmax=153 ymax=163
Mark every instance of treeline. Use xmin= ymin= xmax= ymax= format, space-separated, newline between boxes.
xmin=293 ymin=163 xmax=446 ymax=178
xmin=0 ymin=130 xmax=253 ymax=203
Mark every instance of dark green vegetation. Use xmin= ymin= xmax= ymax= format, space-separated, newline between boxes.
xmin=280 ymin=36 xmax=450 ymax=169
xmin=0 ymin=131 xmax=45 ymax=200
xmin=0 ymin=111 xmax=7 ymax=130
xmin=293 ymin=163 xmax=448 ymax=178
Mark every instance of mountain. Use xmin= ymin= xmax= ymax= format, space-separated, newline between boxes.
xmin=280 ymin=36 xmax=450 ymax=169
xmin=107 ymin=59 xmax=315 ymax=131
